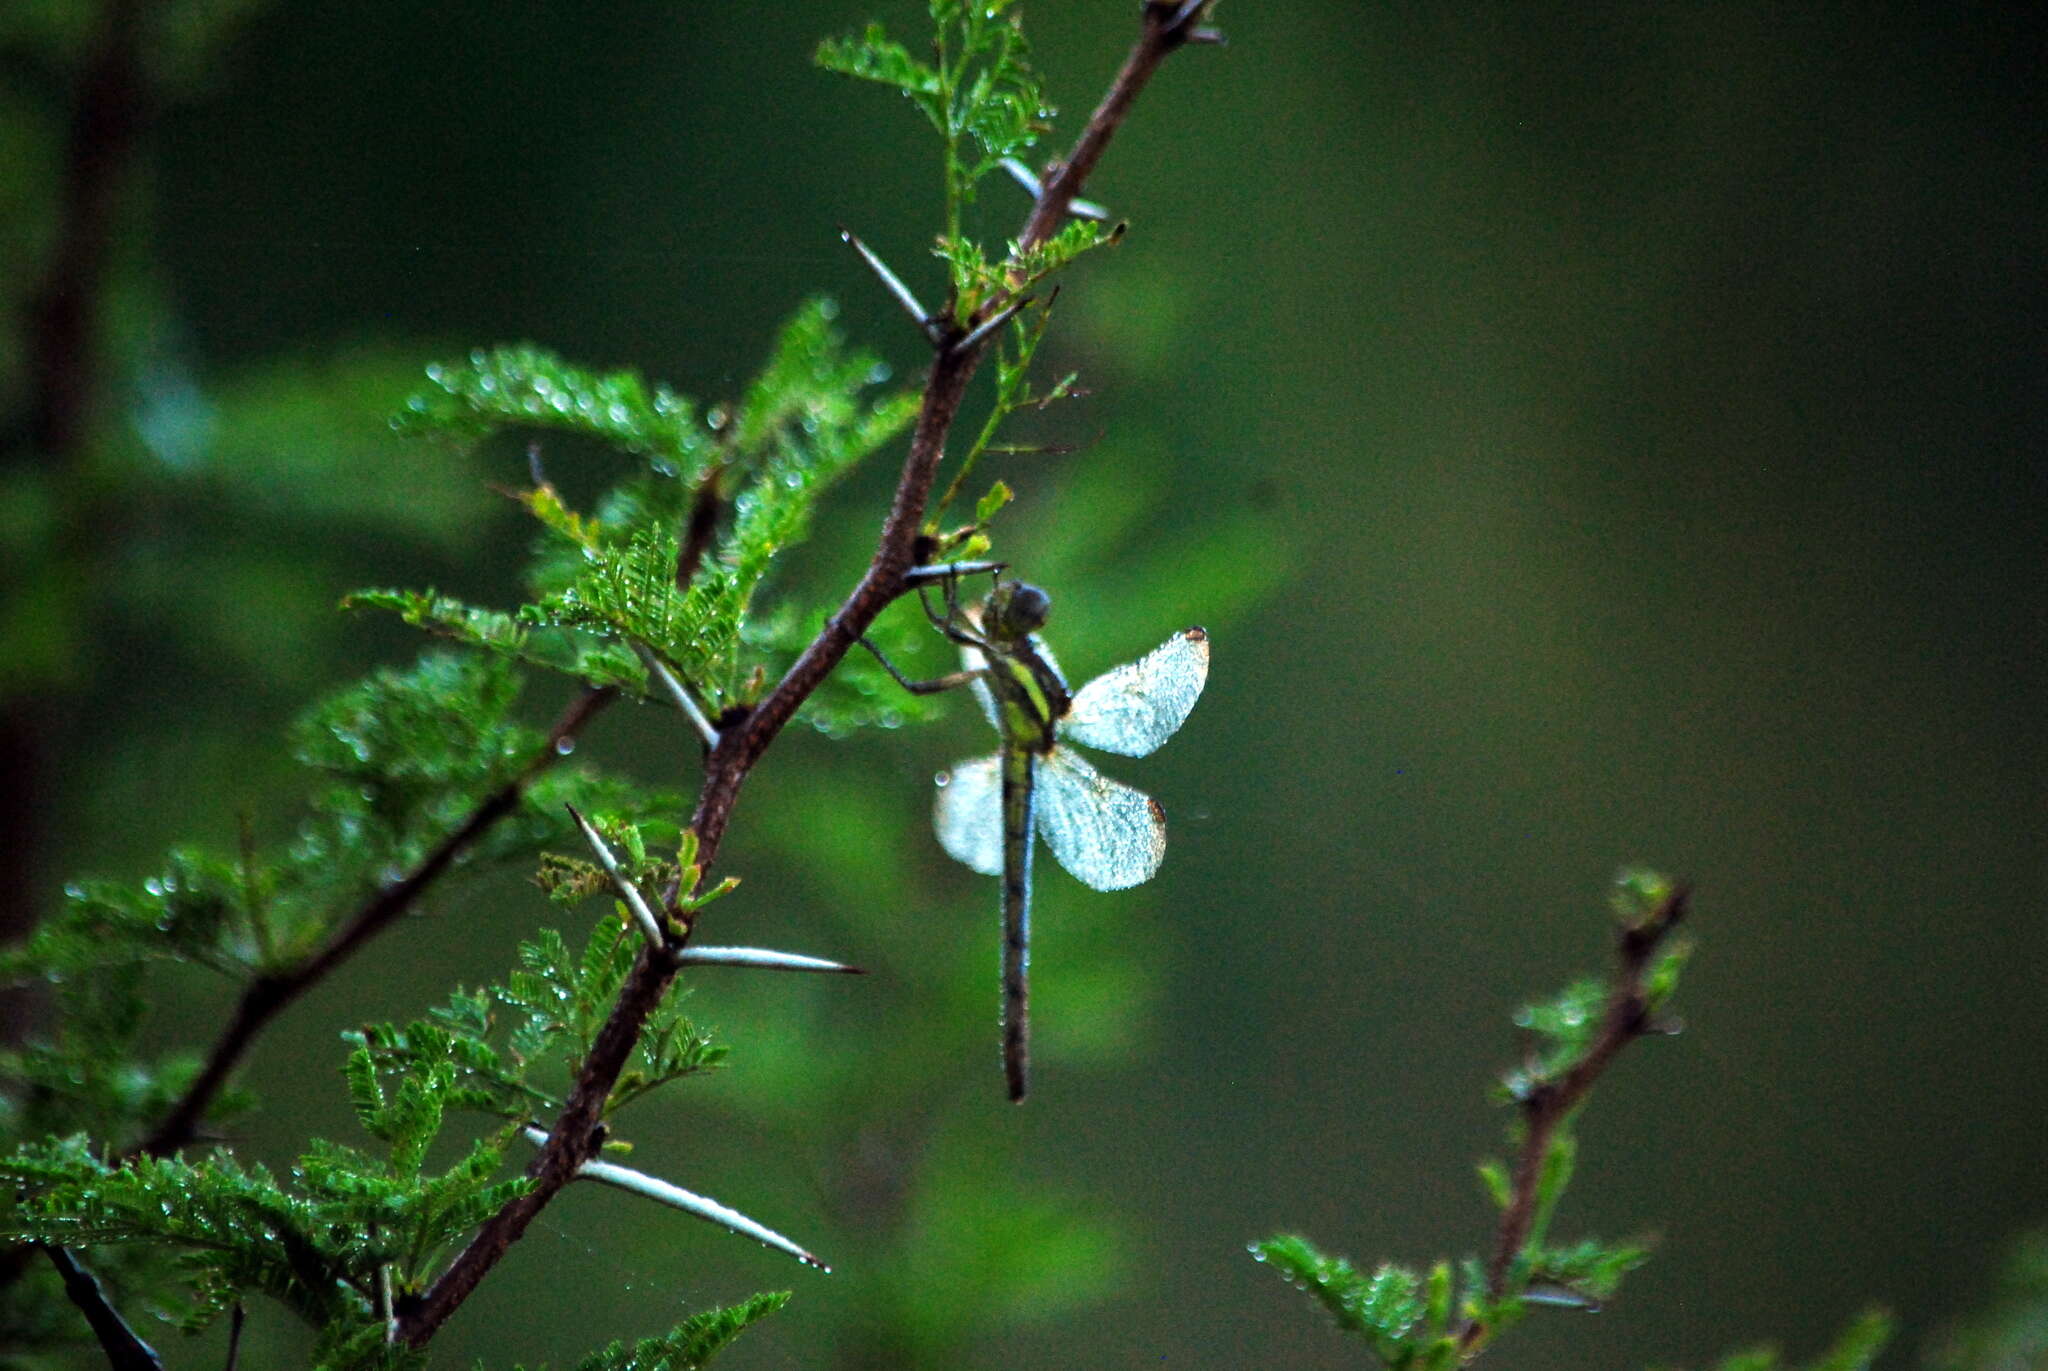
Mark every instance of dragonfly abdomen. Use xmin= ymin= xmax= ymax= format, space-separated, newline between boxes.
xmin=999 ymin=745 xmax=1036 ymax=1101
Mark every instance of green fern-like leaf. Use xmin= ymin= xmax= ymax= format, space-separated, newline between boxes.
xmin=1523 ymin=1236 xmax=1650 ymax=1304
xmin=819 ymin=1 xmax=1050 ymax=271
xmin=394 ymin=345 xmax=710 ymax=475
xmin=375 ymin=300 xmax=914 ymax=728
xmin=1500 ymin=977 xmax=1606 ymax=1099
xmin=813 ymin=24 xmax=944 ymax=127
xmin=503 ymin=1291 xmax=791 ymax=1370
xmin=1252 ymin=1235 xmax=1425 ymax=1360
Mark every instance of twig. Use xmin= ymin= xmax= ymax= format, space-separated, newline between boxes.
xmin=223 ymin=1303 xmax=245 ymax=1371
xmin=1465 ymin=884 xmax=1691 ymax=1347
xmin=1014 ymin=0 xmax=1213 ymax=256
xmin=134 ymin=685 xmax=617 ymax=1158
xmin=674 ymin=462 xmax=725 ymax=593
xmin=394 ymin=9 xmax=1211 ymax=1345
xmin=42 ymin=1245 xmax=163 ymax=1371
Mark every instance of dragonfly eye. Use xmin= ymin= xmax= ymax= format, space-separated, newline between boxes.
xmin=995 ymin=580 xmax=1051 ymax=635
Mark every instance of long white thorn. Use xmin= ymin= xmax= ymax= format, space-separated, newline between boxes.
xmin=521 ymin=1126 xmax=828 ymax=1271
xmin=566 ymin=804 xmax=668 ymax=950
xmin=632 ymin=641 xmax=720 ymax=749
xmin=840 ymin=228 xmax=943 ymax=346
xmin=679 ymin=946 xmax=864 ymax=975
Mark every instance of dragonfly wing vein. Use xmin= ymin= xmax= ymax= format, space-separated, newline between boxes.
xmin=1035 ymin=747 xmax=1167 ymax=891
xmin=1060 ymin=628 xmax=1210 ymax=758
xmin=960 ymin=642 xmax=1000 ymax=731
xmin=933 ymin=754 xmax=1005 ymax=876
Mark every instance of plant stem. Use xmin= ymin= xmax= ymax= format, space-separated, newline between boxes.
xmin=1461 ymin=884 xmax=1690 ymax=1356
xmin=394 ymin=8 xmax=1212 ymax=1346
xmin=42 ymin=1245 xmax=163 ymax=1371
xmin=134 ymin=685 xmax=616 ymax=1159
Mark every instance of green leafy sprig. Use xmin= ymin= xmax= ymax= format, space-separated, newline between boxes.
xmin=1254 ymin=873 xmax=1890 ymax=1370
xmin=357 ymin=300 xmax=920 ymax=733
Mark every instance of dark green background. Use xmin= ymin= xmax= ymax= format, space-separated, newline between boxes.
xmin=9 ymin=2 xmax=2044 ymax=1367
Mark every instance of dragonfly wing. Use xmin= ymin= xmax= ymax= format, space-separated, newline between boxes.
xmin=960 ymin=642 xmax=999 ymax=731
xmin=1035 ymin=746 xmax=1167 ymax=891
xmin=1059 ymin=628 xmax=1210 ymax=758
xmin=932 ymin=754 xmax=1005 ymax=876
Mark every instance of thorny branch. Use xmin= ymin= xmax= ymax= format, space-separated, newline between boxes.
xmin=1461 ymin=883 xmax=1691 ymax=1354
xmin=396 ymin=1 xmax=1217 ymax=1345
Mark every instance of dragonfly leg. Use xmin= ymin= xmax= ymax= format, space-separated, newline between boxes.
xmin=856 ymin=635 xmax=987 ymax=695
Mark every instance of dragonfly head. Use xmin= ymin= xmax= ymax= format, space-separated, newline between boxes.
xmin=984 ymin=579 xmax=1051 ymax=641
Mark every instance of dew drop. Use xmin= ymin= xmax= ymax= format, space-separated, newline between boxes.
xmin=934 ymin=770 xmax=952 ymax=788
xmin=555 ymin=736 xmax=577 ymax=756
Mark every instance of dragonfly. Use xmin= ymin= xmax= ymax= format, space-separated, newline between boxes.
xmin=864 ymin=573 xmax=1209 ymax=1100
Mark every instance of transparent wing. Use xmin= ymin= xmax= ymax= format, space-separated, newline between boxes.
xmin=1059 ymin=628 xmax=1210 ymax=758
xmin=960 ymin=643 xmax=999 ymax=732
xmin=932 ymin=754 xmax=1004 ymax=876
xmin=1035 ymin=747 xmax=1167 ymax=891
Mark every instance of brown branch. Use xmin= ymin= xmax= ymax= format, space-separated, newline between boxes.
xmin=22 ymin=0 xmax=154 ymax=461
xmin=42 ymin=1244 xmax=164 ymax=1371
xmin=1462 ymin=884 xmax=1691 ymax=1353
xmin=133 ymin=685 xmax=616 ymax=1159
xmin=3 ymin=0 xmax=159 ymax=1058
xmin=394 ymin=9 xmax=1213 ymax=1346
xmin=1017 ymin=1 xmax=1213 ymax=253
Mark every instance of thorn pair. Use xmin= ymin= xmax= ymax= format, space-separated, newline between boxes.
xmin=839 ymin=229 xmax=1034 ymax=356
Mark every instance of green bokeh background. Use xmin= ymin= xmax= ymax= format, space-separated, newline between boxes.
xmin=5 ymin=2 xmax=2042 ymax=1367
